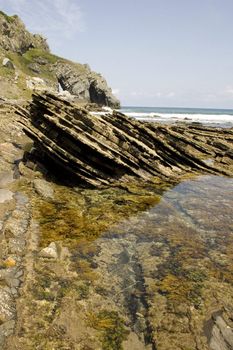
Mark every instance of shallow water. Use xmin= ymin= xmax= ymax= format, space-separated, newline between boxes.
xmin=24 ymin=175 xmax=233 ymax=349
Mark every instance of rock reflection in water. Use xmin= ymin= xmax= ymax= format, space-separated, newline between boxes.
xmin=90 ymin=176 xmax=233 ymax=350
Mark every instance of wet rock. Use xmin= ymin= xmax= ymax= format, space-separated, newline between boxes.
xmin=8 ymin=237 xmax=26 ymax=255
xmin=39 ymin=242 xmax=58 ymax=259
xmin=4 ymin=218 xmax=27 ymax=238
xmin=33 ymin=178 xmax=54 ymax=199
xmin=209 ymin=315 xmax=233 ymax=350
xmin=0 ymin=320 xmax=15 ymax=348
xmin=0 ymin=289 xmax=15 ymax=322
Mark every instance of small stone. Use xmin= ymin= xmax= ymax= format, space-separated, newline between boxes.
xmin=39 ymin=242 xmax=58 ymax=259
xmin=3 ymin=258 xmax=16 ymax=268
xmin=2 ymin=58 xmax=14 ymax=69
xmin=6 ymin=278 xmax=20 ymax=288
xmin=33 ymin=179 xmax=54 ymax=199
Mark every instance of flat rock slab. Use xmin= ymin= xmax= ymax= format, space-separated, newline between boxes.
xmin=0 ymin=189 xmax=13 ymax=203
xmin=0 ymin=171 xmax=14 ymax=188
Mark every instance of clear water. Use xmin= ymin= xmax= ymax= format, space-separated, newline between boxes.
xmin=34 ymin=174 xmax=233 ymax=349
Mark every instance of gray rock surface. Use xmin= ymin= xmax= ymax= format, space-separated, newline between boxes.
xmin=0 ymin=11 xmax=120 ymax=108
xmin=55 ymin=61 xmax=120 ymax=108
xmin=0 ymin=12 xmax=49 ymax=54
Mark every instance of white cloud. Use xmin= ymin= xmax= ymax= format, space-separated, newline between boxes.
xmin=5 ymin=0 xmax=85 ymax=40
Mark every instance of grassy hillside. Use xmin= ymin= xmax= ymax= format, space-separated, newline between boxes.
xmin=0 ymin=48 xmax=62 ymax=100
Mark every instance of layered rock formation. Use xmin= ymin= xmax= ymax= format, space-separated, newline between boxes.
xmin=17 ymin=92 xmax=233 ymax=187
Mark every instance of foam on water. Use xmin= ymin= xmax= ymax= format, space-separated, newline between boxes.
xmin=120 ymin=106 xmax=233 ymax=127
xmin=90 ymin=106 xmax=233 ymax=127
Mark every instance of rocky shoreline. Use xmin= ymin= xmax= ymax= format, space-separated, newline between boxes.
xmin=0 ymin=97 xmax=232 ymax=350
xmin=16 ymin=92 xmax=233 ymax=188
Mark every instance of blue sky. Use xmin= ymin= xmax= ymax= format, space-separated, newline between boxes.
xmin=1 ymin=0 xmax=233 ymax=108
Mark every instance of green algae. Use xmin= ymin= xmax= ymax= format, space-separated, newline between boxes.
xmin=86 ymin=310 xmax=129 ymax=350
xmin=33 ymin=181 xmax=165 ymax=247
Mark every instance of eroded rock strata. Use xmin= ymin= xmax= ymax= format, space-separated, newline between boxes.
xmin=1 ymin=100 xmax=233 ymax=350
xmin=17 ymin=92 xmax=233 ymax=186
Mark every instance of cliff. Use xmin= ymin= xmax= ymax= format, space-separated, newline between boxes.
xmin=0 ymin=11 xmax=120 ymax=107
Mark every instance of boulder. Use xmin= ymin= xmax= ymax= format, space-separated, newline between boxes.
xmin=2 ymin=58 xmax=14 ymax=69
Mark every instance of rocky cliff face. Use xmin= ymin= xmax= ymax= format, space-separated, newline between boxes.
xmin=0 ymin=11 xmax=49 ymax=54
xmin=0 ymin=11 xmax=120 ymax=107
xmin=55 ymin=62 xmax=120 ymax=108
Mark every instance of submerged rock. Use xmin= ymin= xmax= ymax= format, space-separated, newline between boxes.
xmin=33 ymin=179 xmax=54 ymax=199
xmin=17 ymin=92 xmax=233 ymax=187
xmin=39 ymin=242 xmax=58 ymax=259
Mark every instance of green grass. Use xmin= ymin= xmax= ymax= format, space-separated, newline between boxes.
xmin=0 ymin=65 xmax=15 ymax=78
xmin=23 ymin=48 xmax=61 ymax=64
xmin=0 ymin=11 xmax=17 ymax=23
xmin=6 ymin=49 xmax=62 ymax=83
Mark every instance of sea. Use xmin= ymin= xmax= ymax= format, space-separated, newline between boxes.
xmin=120 ymin=106 xmax=233 ymax=128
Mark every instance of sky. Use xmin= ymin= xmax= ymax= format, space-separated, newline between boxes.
xmin=1 ymin=0 xmax=233 ymax=108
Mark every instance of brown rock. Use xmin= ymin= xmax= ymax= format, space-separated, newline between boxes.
xmin=16 ymin=92 xmax=233 ymax=187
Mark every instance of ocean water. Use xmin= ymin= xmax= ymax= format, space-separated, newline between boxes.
xmin=120 ymin=106 xmax=233 ymax=127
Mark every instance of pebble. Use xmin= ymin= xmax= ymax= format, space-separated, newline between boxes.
xmin=39 ymin=242 xmax=58 ymax=259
